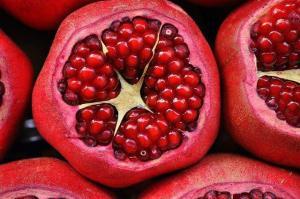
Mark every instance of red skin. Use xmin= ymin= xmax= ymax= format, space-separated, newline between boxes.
xmin=215 ymin=0 xmax=300 ymax=168
xmin=188 ymin=0 xmax=243 ymax=6
xmin=139 ymin=154 xmax=300 ymax=199
xmin=0 ymin=158 xmax=115 ymax=198
xmin=0 ymin=0 xmax=97 ymax=30
xmin=0 ymin=31 xmax=33 ymax=160
xmin=32 ymin=0 xmax=220 ymax=188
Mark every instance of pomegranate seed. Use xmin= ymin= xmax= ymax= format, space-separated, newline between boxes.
xmin=78 ymin=67 xmax=96 ymax=81
xmin=137 ymin=134 xmax=151 ymax=148
xmin=167 ymin=74 xmax=182 ymax=87
xmin=146 ymin=123 xmax=161 ymax=141
xmin=176 ymin=84 xmax=193 ymax=97
xmin=165 ymin=109 xmax=181 ymax=122
xmin=167 ymin=131 xmax=181 ymax=149
xmin=172 ymin=97 xmax=188 ymax=112
xmin=123 ymin=139 xmax=138 ymax=154
xmin=90 ymin=120 xmax=105 ymax=135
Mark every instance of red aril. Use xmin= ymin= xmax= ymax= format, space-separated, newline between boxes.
xmin=0 ymin=30 xmax=33 ymax=160
xmin=33 ymin=0 xmax=220 ymax=187
xmin=0 ymin=0 xmax=97 ymax=30
xmin=216 ymin=0 xmax=300 ymax=167
xmin=0 ymin=158 xmax=114 ymax=198
xmin=139 ymin=154 xmax=300 ymax=199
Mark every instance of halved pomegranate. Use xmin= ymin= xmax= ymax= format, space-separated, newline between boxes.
xmin=0 ymin=0 xmax=97 ymax=30
xmin=216 ymin=0 xmax=300 ymax=167
xmin=32 ymin=0 xmax=220 ymax=187
xmin=139 ymin=154 xmax=300 ymax=199
xmin=0 ymin=30 xmax=33 ymax=160
xmin=0 ymin=157 xmax=114 ymax=198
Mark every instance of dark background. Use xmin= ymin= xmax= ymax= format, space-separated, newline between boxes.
xmin=0 ymin=1 xmax=296 ymax=198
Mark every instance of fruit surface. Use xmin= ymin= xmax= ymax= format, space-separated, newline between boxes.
xmin=0 ymin=0 xmax=97 ymax=30
xmin=33 ymin=0 xmax=220 ymax=187
xmin=216 ymin=0 xmax=300 ymax=167
xmin=0 ymin=157 xmax=114 ymax=199
xmin=0 ymin=30 xmax=33 ymax=160
xmin=139 ymin=154 xmax=300 ymax=199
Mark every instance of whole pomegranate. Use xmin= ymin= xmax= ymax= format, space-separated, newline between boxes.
xmin=0 ymin=158 xmax=114 ymax=198
xmin=0 ymin=0 xmax=97 ymax=30
xmin=0 ymin=30 xmax=33 ymax=160
xmin=33 ymin=0 xmax=220 ymax=187
xmin=139 ymin=154 xmax=300 ymax=199
xmin=216 ymin=0 xmax=300 ymax=167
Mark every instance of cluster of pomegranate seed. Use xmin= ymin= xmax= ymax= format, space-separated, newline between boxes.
xmin=76 ymin=104 xmax=116 ymax=146
xmin=58 ymin=35 xmax=120 ymax=105
xmin=198 ymin=189 xmax=282 ymax=199
xmin=251 ymin=0 xmax=300 ymax=128
xmin=59 ymin=16 xmax=205 ymax=161
xmin=143 ymin=24 xmax=204 ymax=131
xmin=257 ymin=76 xmax=300 ymax=127
xmin=113 ymin=108 xmax=182 ymax=161
xmin=250 ymin=0 xmax=300 ymax=71
xmin=102 ymin=16 xmax=161 ymax=84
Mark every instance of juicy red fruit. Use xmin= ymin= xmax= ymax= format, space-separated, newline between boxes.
xmin=250 ymin=0 xmax=300 ymax=127
xmin=33 ymin=0 xmax=219 ymax=187
xmin=60 ymin=17 xmax=205 ymax=161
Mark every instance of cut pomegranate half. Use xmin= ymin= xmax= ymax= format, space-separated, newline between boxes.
xmin=216 ymin=0 xmax=300 ymax=167
xmin=0 ymin=30 xmax=33 ymax=160
xmin=139 ymin=154 xmax=300 ymax=199
xmin=0 ymin=158 xmax=114 ymax=199
xmin=33 ymin=0 xmax=220 ymax=187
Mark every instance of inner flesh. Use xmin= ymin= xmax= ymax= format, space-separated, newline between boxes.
xmin=250 ymin=0 xmax=300 ymax=127
xmin=57 ymin=16 xmax=205 ymax=161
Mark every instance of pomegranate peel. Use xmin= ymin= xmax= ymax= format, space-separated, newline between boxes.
xmin=33 ymin=0 xmax=220 ymax=187
xmin=0 ymin=158 xmax=114 ymax=199
xmin=216 ymin=0 xmax=300 ymax=167
xmin=139 ymin=154 xmax=300 ymax=199
xmin=0 ymin=0 xmax=97 ymax=30
xmin=0 ymin=30 xmax=33 ymax=160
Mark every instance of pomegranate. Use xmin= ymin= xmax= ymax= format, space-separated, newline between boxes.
xmin=32 ymin=0 xmax=220 ymax=187
xmin=216 ymin=0 xmax=300 ymax=167
xmin=0 ymin=157 xmax=114 ymax=198
xmin=0 ymin=0 xmax=97 ymax=30
xmin=0 ymin=30 xmax=33 ymax=160
xmin=188 ymin=0 xmax=243 ymax=7
xmin=139 ymin=153 xmax=300 ymax=199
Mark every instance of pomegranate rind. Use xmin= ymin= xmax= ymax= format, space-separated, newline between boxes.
xmin=0 ymin=0 xmax=96 ymax=30
xmin=32 ymin=0 xmax=220 ymax=187
xmin=0 ymin=31 xmax=33 ymax=160
xmin=215 ymin=0 xmax=300 ymax=167
xmin=0 ymin=158 xmax=114 ymax=199
xmin=139 ymin=154 xmax=300 ymax=199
